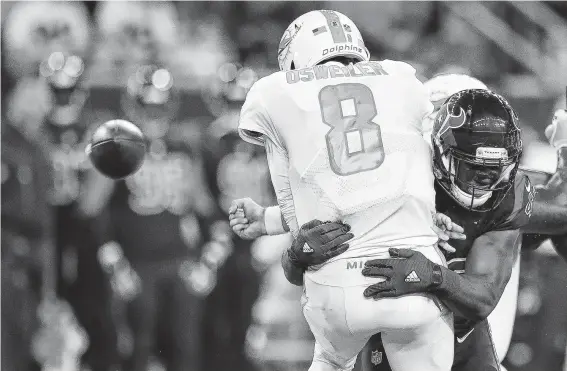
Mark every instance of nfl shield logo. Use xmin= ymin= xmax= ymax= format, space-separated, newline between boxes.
xmin=371 ymin=350 xmax=383 ymax=365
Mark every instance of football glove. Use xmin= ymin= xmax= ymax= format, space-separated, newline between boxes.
xmin=287 ymin=219 xmax=353 ymax=269
xmin=362 ymin=248 xmax=443 ymax=298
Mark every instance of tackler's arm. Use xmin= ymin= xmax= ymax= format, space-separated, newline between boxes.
xmin=433 ymin=229 xmax=521 ymax=322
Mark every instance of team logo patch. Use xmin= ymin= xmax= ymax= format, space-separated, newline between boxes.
xmin=371 ymin=350 xmax=383 ymax=365
xmin=404 ymin=271 xmax=421 ymax=283
xmin=278 ymin=22 xmax=303 ymax=68
xmin=436 ymin=104 xmax=467 ymax=139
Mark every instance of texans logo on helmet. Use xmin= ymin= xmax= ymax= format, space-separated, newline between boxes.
xmin=436 ymin=104 xmax=467 ymax=139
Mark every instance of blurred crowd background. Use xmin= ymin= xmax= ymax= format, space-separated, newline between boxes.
xmin=1 ymin=2 xmax=567 ymax=371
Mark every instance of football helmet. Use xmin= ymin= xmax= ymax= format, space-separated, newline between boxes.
xmin=423 ymin=74 xmax=488 ymax=135
xmin=278 ymin=10 xmax=370 ymax=71
xmin=432 ymin=89 xmax=523 ymax=211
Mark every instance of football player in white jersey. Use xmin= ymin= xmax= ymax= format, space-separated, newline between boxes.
xmin=237 ymin=10 xmax=453 ymax=371
xmin=233 ymin=69 xmax=567 ymax=371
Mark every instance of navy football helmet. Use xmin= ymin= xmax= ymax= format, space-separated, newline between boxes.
xmin=431 ymin=89 xmax=523 ymax=211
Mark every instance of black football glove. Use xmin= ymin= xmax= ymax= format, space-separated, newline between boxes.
xmin=287 ymin=219 xmax=353 ymax=269
xmin=362 ymin=248 xmax=443 ymax=299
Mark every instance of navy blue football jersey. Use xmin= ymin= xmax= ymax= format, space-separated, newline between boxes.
xmin=437 ymin=174 xmax=534 ymax=274
xmin=435 ymin=174 xmax=534 ymax=339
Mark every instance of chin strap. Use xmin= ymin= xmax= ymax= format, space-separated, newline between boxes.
xmin=444 ymin=153 xmax=493 ymax=209
xmin=451 ymin=183 xmax=492 ymax=208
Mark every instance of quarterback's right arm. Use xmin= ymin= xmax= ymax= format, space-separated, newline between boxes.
xmin=226 ymin=198 xmax=305 ymax=286
xmin=228 ymin=199 xmax=352 ymax=286
xmin=228 ymin=199 xmax=289 ymax=240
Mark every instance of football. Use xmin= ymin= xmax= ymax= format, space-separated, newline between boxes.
xmin=86 ymin=119 xmax=146 ymax=179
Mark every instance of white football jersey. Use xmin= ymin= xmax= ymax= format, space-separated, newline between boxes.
xmin=239 ymin=60 xmax=439 ymax=284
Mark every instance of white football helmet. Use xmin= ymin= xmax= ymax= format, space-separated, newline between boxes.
xmin=425 ymin=73 xmax=488 ymax=107
xmin=277 ymin=10 xmax=370 ymax=71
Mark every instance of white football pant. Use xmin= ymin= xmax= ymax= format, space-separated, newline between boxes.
xmin=302 ymin=244 xmax=454 ymax=371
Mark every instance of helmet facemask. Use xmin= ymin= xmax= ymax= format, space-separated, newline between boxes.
xmin=432 ymin=89 xmax=523 ymax=212
xmin=436 ymin=144 xmax=521 ymax=211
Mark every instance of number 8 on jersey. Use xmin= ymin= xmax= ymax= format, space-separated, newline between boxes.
xmin=319 ymin=83 xmax=385 ymax=176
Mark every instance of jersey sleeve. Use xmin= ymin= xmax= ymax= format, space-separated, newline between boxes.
xmin=492 ymin=175 xmax=535 ymax=231
xmin=263 ymin=138 xmax=299 ymax=237
xmin=238 ymin=78 xmax=282 ymax=148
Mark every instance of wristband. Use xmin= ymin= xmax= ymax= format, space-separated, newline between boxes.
xmin=431 ymin=264 xmax=443 ymax=288
xmin=264 ymin=206 xmax=286 ymax=235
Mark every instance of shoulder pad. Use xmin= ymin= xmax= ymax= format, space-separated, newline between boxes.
xmin=238 ymin=74 xmax=279 ymax=147
xmin=378 ymin=59 xmax=417 ymax=77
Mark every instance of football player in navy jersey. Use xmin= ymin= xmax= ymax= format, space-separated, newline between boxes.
xmin=358 ymin=89 xmax=530 ymax=371
xmin=42 ymin=51 xmax=124 ymax=371
xmin=3 ymin=2 xmax=120 ymax=369
xmin=2 ymin=81 xmax=54 ymax=371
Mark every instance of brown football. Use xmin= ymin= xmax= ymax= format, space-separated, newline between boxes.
xmin=86 ymin=119 xmax=146 ymax=179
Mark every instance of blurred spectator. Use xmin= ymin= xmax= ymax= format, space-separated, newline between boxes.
xmin=3 ymin=1 xmax=91 ymax=79
xmin=82 ymin=62 xmax=217 ymax=371
xmin=2 ymin=77 xmax=54 ymax=371
xmin=4 ymin=2 xmax=121 ymax=369
xmin=42 ymin=50 xmax=121 ymax=371
xmin=245 ymin=234 xmax=313 ymax=371
xmin=199 ymin=64 xmax=275 ymax=371
xmin=94 ymin=1 xmax=178 ymax=69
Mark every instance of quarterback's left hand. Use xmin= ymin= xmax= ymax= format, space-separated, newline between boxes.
xmin=362 ymin=248 xmax=442 ymax=299
xmin=432 ymin=212 xmax=466 ymax=253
